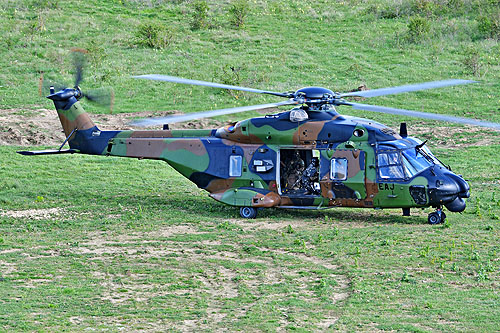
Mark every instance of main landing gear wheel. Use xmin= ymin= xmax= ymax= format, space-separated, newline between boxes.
xmin=240 ymin=206 xmax=257 ymax=219
xmin=428 ymin=210 xmax=446 ymax=224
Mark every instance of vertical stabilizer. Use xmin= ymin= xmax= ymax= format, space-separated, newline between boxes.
xmin=47 ymin=87 xmax=97 ymax=138
xmin=46 ymin=87 xmax=118 ymax=155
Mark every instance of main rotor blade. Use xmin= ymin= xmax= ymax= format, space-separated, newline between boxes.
xmin=131 ymin=100 xmax=299 ymax=127
xmin=342 ymin=101 xmax=500 ymax=130
xmin=133 ymin=74 xmax=291 ymax=98
xmin=340 ymin=79 xmax=477 ymax=98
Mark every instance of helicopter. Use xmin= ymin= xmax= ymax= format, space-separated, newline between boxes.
xmin=19 ymin=52 xmax=500 ymax=224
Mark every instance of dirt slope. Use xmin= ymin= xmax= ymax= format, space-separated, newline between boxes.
xmin=0 ymin=107 xmax=495 ymax=148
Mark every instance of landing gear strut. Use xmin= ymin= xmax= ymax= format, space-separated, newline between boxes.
xmin=240 ymin=206 xmax=257 ymax=219
xmin=428 ymin=207 xmax=446 ymax=224
xmin=402 ymin=208 xmax=410 ymax=216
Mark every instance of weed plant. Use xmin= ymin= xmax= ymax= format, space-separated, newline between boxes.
xmin=135 ymin=21 xmax=175 ymax=49
xmin=190 ymin=0 xmax=209 ymax=30
xmin=228 ymin=0 xmax=249 ymax=29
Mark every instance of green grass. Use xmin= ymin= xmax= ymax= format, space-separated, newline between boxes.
xmin=0 ymin=144 xmax=499 ymax=331
xmin=1 ymin=0 xmax=499 ymax=330
xmin=0 ymin=0 xmax=499 ymax=128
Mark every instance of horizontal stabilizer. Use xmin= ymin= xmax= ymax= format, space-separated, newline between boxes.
xmin=17 ymin=149 xmax=79 ymax=156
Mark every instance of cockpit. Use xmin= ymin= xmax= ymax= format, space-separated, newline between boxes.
xmin=377 ymin=140 xmax=443 ymax=180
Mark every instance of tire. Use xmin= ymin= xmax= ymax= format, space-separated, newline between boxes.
xmin=240 ymin=206 xmax=257 ymax=219
xmin=428 ymin=212 xmax=441 ymax=225
xmin=440 ymin=212 xmax=447 ymax=223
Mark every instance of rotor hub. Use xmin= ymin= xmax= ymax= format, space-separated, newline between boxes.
xmin=74 ymin=86 xmax=83 ymax=99
xmin=294 ymin=87 xmax=334 ymax=100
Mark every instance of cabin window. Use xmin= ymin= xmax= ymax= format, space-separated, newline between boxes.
xmin=229 ymin=155 xmax=242 ymax=177
xmin=330 ymin=158 xmax=348 ymax=180
xmin=377 ymin=151 xmax=405 ymax=179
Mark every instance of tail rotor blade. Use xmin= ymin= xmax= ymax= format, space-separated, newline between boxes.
xmin=131 ymin=99 xmax=298 ymax=127
xmin=71 ymin=49 xmax=88 ymax=87
xmin=82 ymin=87 xmax=115 ymax=112
xmin=83 ymin=87 xmax=113 ymax=105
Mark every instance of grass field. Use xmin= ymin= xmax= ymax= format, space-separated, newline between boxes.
xmin=0 ymin=145 xmax=499 ymax=331
xmin=1 ymin=0 xmax=499 ymax=331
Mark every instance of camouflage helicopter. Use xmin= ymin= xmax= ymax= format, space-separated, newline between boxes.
xmin=20 ymin=54 xmax=500 ymax=224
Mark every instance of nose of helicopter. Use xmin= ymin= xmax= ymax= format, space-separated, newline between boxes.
xmin=428 ymin=171 xmax=470 ymax=212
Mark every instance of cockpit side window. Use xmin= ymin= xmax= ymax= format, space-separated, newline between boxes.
xmin=377 ymin=151 xmax=405 ymax=179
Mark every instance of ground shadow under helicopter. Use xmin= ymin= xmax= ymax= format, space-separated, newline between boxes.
xmin=101 ymin=191 xmax=428 ymax=226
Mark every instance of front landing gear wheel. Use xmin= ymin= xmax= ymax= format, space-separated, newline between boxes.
xmin=428 ymin=210 xmax=446 ymax=224
xmin=428 ymin=212 xmax=441 ymax=224
xmin=240 ymin=206 xmax=257 ymax=219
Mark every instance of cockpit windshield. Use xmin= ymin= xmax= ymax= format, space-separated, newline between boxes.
xmin=401 ymin=148 xmax=433 ymax=178
xmin=421 ymin=145 xmax=443 ymax=166
xmin=377 ymin=143 xmax=441 ymax=179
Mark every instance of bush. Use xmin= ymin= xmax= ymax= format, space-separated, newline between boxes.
xmin=228 ymin=0 xmax=249 ymax=29
xmin=373 ymin=0 xmax=464 ymax=19
xmin=461 ymin=46 xmax=482 ymax=76
xmin=478 ymin=10 xmax=500 ymax=39
xmin=406 ymin=16 xmax=431 ymax=43
xmin=213 ymin=64 xmax=244 ymax=98
xmin=135 ymin=21 xmax=174 ymax=49
xmin=85 ymin=40 xmax=106 ymax=68
xmin=190 ymin=0 xmax=209 ymax=30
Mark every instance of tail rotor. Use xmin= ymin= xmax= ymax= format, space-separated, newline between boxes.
xmin=42 ymin=49 xmax=114 ymax=112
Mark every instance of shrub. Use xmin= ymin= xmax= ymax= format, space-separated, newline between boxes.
xmin=406 ymin=16 xmax=431 ymax=43
xmin=228 ymin=0 xmax=249 ymax=29
xmin=478 ymin=10 xmax=500 ymax=39
xmin=135 ymin=21 xmax=174 ymax=49
xmin=213 ymin=64 xmax=244 ymax=98
xmin=373 ymin=0 xmax=460 ymax=19
xmin=191 ymin=0 xmax=209 ymax=30
xmin=461 ymin=46 xmax=482 ymax=76
xmin=85 ymin=40 xmax=106 ymax=67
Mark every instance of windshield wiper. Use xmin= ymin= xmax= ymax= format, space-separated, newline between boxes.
xmin=415 ymin=141 xmax=450 ymax=170
xmin=415 ymin=140 xmax=428 ymax=152
xmin=415 ymin=140 xmax=434 ymax=162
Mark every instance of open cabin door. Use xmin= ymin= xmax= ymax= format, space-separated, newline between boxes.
xmin=319 ymin=149 xmax=367 ymax=201
xmin=278 ymin=149 xmax=321 ymax=196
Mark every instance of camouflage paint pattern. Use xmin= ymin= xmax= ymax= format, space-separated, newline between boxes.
xmin=40 ymin=97 xmax=470 ymax=214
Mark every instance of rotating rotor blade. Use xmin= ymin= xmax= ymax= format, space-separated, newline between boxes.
xmin=133 ymin=74 xmax=291 ymax=98
xmin=71 ymin=49 xmax=88 ymax=87
xmin=340 ymin=79 xmax=477 ymax=98
xmin=131 ymin=99 xmax=298 ymax=127
xmin=83 ymin=87 xmax=114 ymax=107
xmin=341 ymin=101 xmax=500 ymax=130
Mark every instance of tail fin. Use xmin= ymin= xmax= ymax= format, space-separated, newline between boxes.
xmin=47 ymin=87 xmax=96 ymax=138
xmin=19 ymin=88 xmax=107 ymax=156
xmin=46 ymin=87 xmax=117 ymax=155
